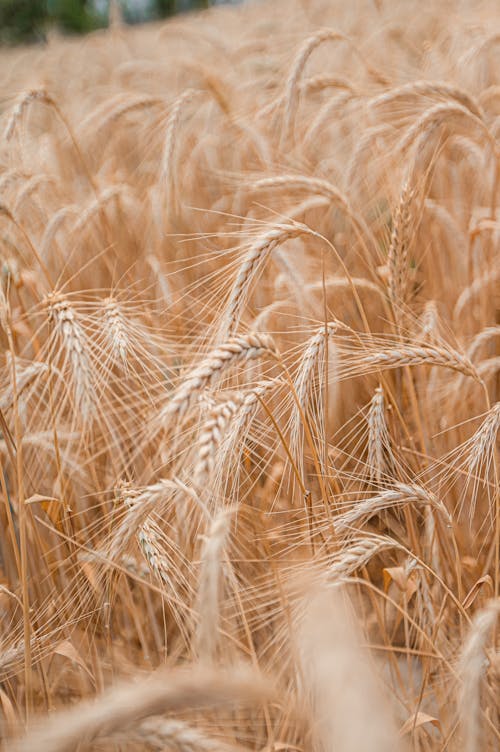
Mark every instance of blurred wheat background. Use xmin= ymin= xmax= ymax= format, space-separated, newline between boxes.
xmin=0 ymin=0 xmax=499 ymax=750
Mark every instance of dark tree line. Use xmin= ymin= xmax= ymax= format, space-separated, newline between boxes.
xmin=0 ymin=0 xmax=214 ymax=44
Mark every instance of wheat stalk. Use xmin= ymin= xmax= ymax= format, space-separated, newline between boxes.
xmin=458 ymin=600 xmax=500 ymax=752
xmin=195 ymin=510 xmax=232 ymax=664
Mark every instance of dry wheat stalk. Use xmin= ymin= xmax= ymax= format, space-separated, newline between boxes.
xmin=195 ymin=510 xmax=232 ymax=664
xmin=298 ymin=587 xmax=400 ymax=752
xmin=458 ymin=600 xmax=500 ymax=752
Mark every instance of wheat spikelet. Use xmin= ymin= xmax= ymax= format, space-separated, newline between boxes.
xmin=219 ymin=223 xmax=309 ymax=339
xmin=467 ymin=325 xmax=500 ymax=361
xmin=335 ymin=483 xmax=449 ymax=534
xmin=283 ymin=30 xmax=346 ymax=143
xmin=215 ymin=379 xmax=277 ymax=472
xmin=160 ymin=333 xmax=277 ymax=425
xmin=160 ymin=88 xmax=198 ymax=218
xmin=0 ymin=356 xmax=47 ymax=413
xmin=72 ymin=186 xmax=125 ymax=234
xmin=120 ymin=484 xmax=173 ymax=586
xmin=102 ymin=297 xmax=129 ymax=366
xmin=301 ymin=73 xmax=354 ymax=94
xmin=467 ymin=402 xmax=500 ymax=485
xmin=289 ymin=322 xmax=337 ymax=469
xmin=4 ymin=89 xmax=53 ymax=141
xmin=458 ymin=600 xmax=500 ymax=752
xmin=47 ymin=294 xmax=95 ymax=423
xmin=294 ymin=322 xmax=337 ymax=414
xmin=283 ymin=29 xmax=386 ymax=144
xmin=366 ymin=386 xmax=393 ymax=483
xmin=40 ymin=206 xmax=78 ymax=260
xmin=249 ymin=173 xmax=375 ymax=249
xmin=396 ymin=101 xmax=493 ymax=156
xmin=194 ymin=397 xmax=243 ymax=487
xmin=369 ymin=80 xmax=483 ymax=118
xmin=10 ymin=665 xmax=273 ymax=752
xmin=361 ymin=343 xmax=480 ymax=379
xmin=454 ymin=267 xmax=500 ymax=322
xmin=329 ymin=535 xmax=402 ymax=580
xmin=79 ymin=94 xmax=165 ymax=143
xmin=106 ymin=480 xmax=178 ymax=562
xmin=118 ymin=718 xmax=244 ymax=752
xmin=419 ymin=300 xmax=440 ymax=342
xmin=387 ymin=178 xmax=415 ymax=318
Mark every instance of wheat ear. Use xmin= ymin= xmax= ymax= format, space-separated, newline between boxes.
xmin=10 ymin=666 xmax=273 ymax=752
xmin=220 ymin=223 xmax=310 ymax=340
xmin=47 ymin=294 xmax=95 ymax=424
xmin=369 ymin=80 xmax=483 ymax=118
xmin=160 ymin=333 xmax=277 ymax=426
xmin=366 ymin=386 xmax=394 ymax=483
xmin=387 ymin=179 xmax=416 ymax=320
xmin=194 ymin=397 xmax=243 ymax=487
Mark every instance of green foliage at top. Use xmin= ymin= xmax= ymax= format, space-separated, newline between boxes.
xmin=0 ymin=0 xmax=216 ymax=45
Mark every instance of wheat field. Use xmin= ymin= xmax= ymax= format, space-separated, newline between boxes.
xmin=0 ymin=0 xmax=499 ymax=750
